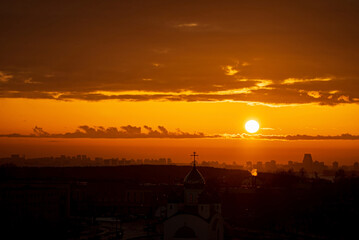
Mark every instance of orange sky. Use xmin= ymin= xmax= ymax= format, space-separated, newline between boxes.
xmin=1 ymin=1 xmax=359 ymax=164
xmin=1 ymin=98 xmax=359 ymax=164
xmin=1 ymin=99 xmax=359 ymax=136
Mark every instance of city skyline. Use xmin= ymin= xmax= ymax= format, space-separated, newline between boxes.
xmin=2 ymin=152 xmax=358 ymax=174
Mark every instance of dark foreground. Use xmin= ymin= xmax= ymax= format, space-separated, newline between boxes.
xmin=0 ymin=165 xmax=358 ymax=239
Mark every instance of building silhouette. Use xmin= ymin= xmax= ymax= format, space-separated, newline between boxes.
xmin=303 ymin=153 xmax=313 ymax=169
xmin=164 ymin=153 xmax=223 ymax=240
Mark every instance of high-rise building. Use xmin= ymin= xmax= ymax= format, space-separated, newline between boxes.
xmin=303 ymin=153 xmax=313 ymax=170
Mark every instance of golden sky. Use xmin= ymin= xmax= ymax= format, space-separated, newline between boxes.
xmin=1 ymin=1 xmax=359 ymax=164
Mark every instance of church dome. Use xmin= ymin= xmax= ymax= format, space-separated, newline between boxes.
xmin=184 ymin=165 xmax=205 ymax=186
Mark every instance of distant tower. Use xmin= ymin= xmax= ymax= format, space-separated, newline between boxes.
xmin=303 ymin=153 xmax=313 ymax=170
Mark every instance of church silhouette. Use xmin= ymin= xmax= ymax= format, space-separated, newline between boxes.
xmin=164 ymin=152 xmax=224 ymax=240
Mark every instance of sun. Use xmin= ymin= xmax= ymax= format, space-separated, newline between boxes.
xmin=245 ymin=120 xmax=260 ymax=133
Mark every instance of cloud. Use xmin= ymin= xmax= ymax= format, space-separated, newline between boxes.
xmin=151 ymin=63 xmax=163 ymax=68
xmin=0 ymin=71 xmax=13 ymax=83
xmin=173 ymin=22 xmax=218 ymax=32
xmin=1 ymin=77 xmax=357 ymax=106
xmin=338 ymin=95 xmax=350 ymax=102
xmin=0 ymin=125 xmax=212 ymax=139
xmin=33 ymin=126 xmax=50 ymax=137
xmin=307 ymin=91 xmax=321 ymax=99
xmin=238 ymin=133 xmax=359 ymax=140
xmin=222 ymin=65 xmax=238 ymax=76
xmin=1 ymin=126 xmax=359 ymax=140
xmin=175 ymin=23 xmax=199 ymax=28
xmin=1 ymin=1 xmax=359 ymax=106
xmin=24 ymin=78 xmax=41 ymax=84
xmin=282 ymin=78 xmax=332 ymax=85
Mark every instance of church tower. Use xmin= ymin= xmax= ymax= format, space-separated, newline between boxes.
xmin=164 ymin=152 xmax=223 ymax=240
xmin=184 ymin=152 xmax=205 ymax=205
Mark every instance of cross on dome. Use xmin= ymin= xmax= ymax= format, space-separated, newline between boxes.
xmin=184 ymin=152 xmax=205 ymax=186
xmin=190 ymin=152 xmax=198 ymax=167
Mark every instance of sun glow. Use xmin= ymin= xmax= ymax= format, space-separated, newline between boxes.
xmin=245 ymin=120 xmax=260 ymax=133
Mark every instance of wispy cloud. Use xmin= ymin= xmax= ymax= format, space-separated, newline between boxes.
xmin=0 ymin=67 xmax=358 ymax=106
xmin=0 ymin=82 xmax=357 ymax=106
xmin=307 ymin=91 xmax=321 ymax=99
xmin=151 ymin=63 xmax=163 ymax=68
xmin=222 ymin=65 xmax=238 ymax=76
xmin=0 ymin=71 xmax=13 ymax=83
xmin=175 ymin=23 xmax=199 ymax=28
xmin=238 ymin=133 xmax=359 ymax=140
xmin=282 ymin=78 xmax=332 ymax=85
xmin=338 ymin=95 xmax=350 ymax=102
xmin=24 ymin=78 xmax=41 ymax=84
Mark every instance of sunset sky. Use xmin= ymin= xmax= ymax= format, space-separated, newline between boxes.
xmin=1 ymin=0 xmax=359 ymax=164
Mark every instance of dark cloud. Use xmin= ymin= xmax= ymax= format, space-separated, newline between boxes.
xmin=33 ymin=126 xmax=50 ymax=137
xmin=1 ymin=126 xmax=359 ymax=140
xmin=239 ymin=133 xmax=359 ymax=140
xmin=1 ymin=1 xmax=359 ymax=105
xmin=0 ymin=77 xmax=358 ymax=105
xmin=0 ymin=125 xmax=211 ymax=139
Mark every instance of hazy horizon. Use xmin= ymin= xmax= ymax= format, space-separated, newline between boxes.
xmin=1 ymin=137 xmax=358 ymax=165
